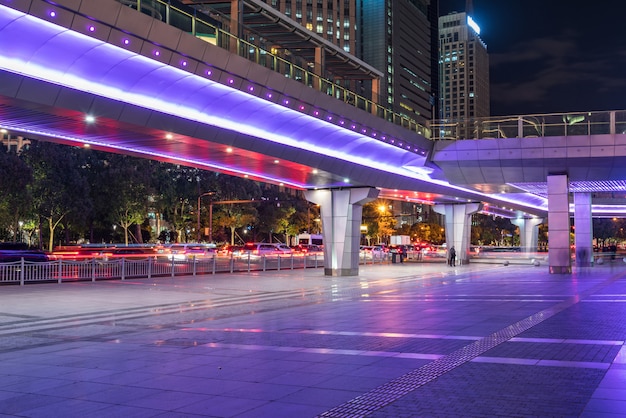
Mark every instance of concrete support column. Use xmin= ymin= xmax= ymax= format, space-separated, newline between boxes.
xmin=573 ymin=193 xmax=593 ymax=267
xmin=547 ymin=174 xmax=571 ymax=273
xmin=305 ymin=188 xmax=379 ymax=276
xmin=434 ymin=203 xmax=483 ymax=265
xmin=511 ymin=217 xmax=544 ymax=253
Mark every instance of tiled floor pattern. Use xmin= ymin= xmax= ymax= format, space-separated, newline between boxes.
xmin=0 ymin=263 xmax=625 ymax=416
xmin=320 ymin=268 xmax=625 ymax=417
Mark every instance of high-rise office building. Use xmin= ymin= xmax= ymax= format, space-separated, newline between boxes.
xmin=259 ymin=0 xmax=356 ymax=55
xmin=438 ymin=10 xmax=489 ymax=125
xmin=257 ymin=0 xmax=438 ymax=125
xmin=357 ymin=0 xmax=439 ymax=125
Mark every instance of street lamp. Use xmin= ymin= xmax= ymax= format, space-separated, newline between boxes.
xmin=197 ymin=191 xmax=216 ymax=242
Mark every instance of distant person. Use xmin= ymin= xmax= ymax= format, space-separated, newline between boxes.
xmin=448 ymin=246 xmax=456 ymax=266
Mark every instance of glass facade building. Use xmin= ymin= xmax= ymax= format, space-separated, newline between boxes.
xmin=438 ymin=11 xmax=490 ymax=126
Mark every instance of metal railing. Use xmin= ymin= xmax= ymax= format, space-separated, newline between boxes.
xmin=0 ymin=253 xmax=390 ymax=285
xmin=114 ymin=0 xmax=430 ymax=138
xmin=431 ymin=110 xmax=626 ymax=140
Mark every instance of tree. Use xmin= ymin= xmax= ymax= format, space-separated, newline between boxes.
xmin=0 ymin=150 xmax=32 ymax=243
xmin=360 ymin=200 xmax=397 ymax=244
xmin=213 ymin=204 xmax=257 ymax=245
xmin=24 ymin=142 xmax=92 ymax=251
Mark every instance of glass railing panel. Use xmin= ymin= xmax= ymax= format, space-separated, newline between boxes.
xmin=114 ymin=0 xmax=430 ymax=138
xmin=587 ymin=112 xmax=611 ymax=135
xmin=615 ymin=111 xmax=626 ymax=134
xmin=195 ymin=20 xmax=217 ymax=44
xmin=169 ymin=7 xmax=193 ymax=33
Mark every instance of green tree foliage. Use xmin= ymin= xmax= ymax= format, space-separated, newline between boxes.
xmin=213 ymin=204 xmax=257 ymax=245
xmin=24 ymin=142 xmax=92 ymax=251
xmin=361 ymin=200 xmax=397 ymax=244
xmin=285 ymin=202 xmax=312 ymax=243
xmin=254 ymin=190 xmax=298 ymax=244
xmin=470 ymin=214 xmax=516 ymax=246
xmin=0 ymin=150 xmax=32 ymax=241
xmin=413 ymin=222 xmax=445 ymax=244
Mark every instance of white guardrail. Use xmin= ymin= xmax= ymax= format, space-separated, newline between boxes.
xmin=0 ymin=253 xmax=395 ymax=286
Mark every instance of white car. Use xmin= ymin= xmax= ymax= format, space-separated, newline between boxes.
xmin=166 ymin=244 xmax=215 ymax=260
xmin=242 ymin=243 xmax=293 ymax=257
xmin=360 ymin=245 xmax=385 ymax=259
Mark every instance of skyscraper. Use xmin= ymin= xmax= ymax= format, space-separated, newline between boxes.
xmin=358 ymin=0 xmax=438 ymax=125
xmin=255 ymin=0 xmax=438 ymax=125
xmin=438 ymin=10 xmax=489 ymax=126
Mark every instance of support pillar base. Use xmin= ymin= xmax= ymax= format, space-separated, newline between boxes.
xmin=550 ymin=265 xmax=572 ymax=274
xmin=325 ymin=268 xmax=358 ymax=277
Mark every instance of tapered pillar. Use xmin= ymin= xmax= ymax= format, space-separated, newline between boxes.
xmin=511 ymin=217 xmax=544 ymax=253
xmin=547 ymin=174 xmax=571 ymax=273
xmin=573 ymin=193 xmax=593 ymax=267
xmin=305 ymin=188 xmax=379 ymax=276
xmin=434 ymin=203 xmax=482 ymax=265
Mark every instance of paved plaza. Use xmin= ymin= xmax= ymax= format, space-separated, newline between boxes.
xmin=0 ymin=260 xmax=626 ymax=417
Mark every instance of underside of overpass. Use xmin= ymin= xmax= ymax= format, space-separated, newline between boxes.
xmin=0 ymin=0 xmax=552 ymax=219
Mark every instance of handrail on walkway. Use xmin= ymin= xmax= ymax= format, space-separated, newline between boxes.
xmin=113 ymin=0 xmax=430 ymax=138
xmin=0 ymin=253 xmax=390 ymax=285
xmin=431 ymin=110 xmax=626 ymax=140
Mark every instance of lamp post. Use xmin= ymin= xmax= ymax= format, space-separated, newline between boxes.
xmin=197 ymin=191 xmax=216 ymax=242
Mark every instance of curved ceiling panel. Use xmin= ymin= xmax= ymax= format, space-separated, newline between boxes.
xmin=0 ymin=6 xmax=430 ymax=179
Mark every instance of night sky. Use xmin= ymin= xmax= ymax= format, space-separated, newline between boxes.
xmin=439 ymin=1 xmax=626 ymax=116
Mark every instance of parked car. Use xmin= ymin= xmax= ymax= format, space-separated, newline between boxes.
xmin=293 ymin=244 xmax=323 ymax=254
xmin=360 ymin=245 xmax=385 ymax=259
xmin=220 ymin=245 xmax=245 ymax=257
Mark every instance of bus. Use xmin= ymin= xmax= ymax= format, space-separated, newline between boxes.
xmin=296 ymin=233 xmax=323 ymax=246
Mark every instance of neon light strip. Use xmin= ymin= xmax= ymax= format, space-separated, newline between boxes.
xmin=0 ymin=122 xmax=309 ymax=189
xmin=0 ymin=6 xmax=553 ymax=214
xmin=0 ymin=6 xmax=430 ymax=179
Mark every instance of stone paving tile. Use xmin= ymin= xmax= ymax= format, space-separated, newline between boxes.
xmin=1 ymin=263 xmax=626 ymax=417
xmin=160 ymin=331 xmax=469 ymax=355
xmin=518 ymin=303 xmax=626 ymax=340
